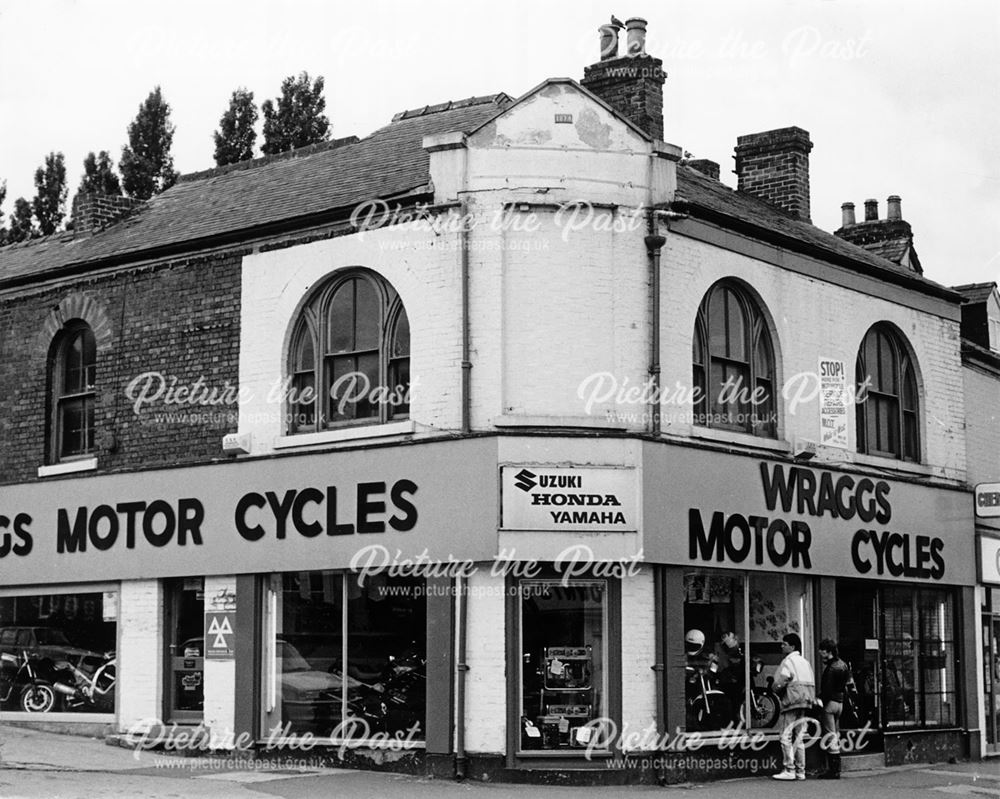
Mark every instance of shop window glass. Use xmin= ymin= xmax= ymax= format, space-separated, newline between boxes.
xmin=270 ymin=572 xmax=425 ymax=740
xmin=0 ymin=591 xmax=117 ymax=714
xmin=682 ymin=569 xmax=812 ymax=734
xmin=519 ymin=581 xmax=608 ymax=751
xmin=882 ymin=587 xmax=955 ymax=728
xmin=692 ymin=281 xmax=777 ymax=437
xmin=288 ymin=271 xmax=410 ymax=432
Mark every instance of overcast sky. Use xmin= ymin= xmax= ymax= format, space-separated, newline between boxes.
xmin=1 ymin=0 xmax=997 ymax=287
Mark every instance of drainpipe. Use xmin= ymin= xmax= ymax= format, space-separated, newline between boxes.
xmin=460 ymin=208 xmax=472 ymax=434
xmin=652 ymin=566 xmax=666 ymax=784
xmin=454 ymin=574 xmax=469 ymax=779
xmin=645 ymin=232 xmax=666 ymax=435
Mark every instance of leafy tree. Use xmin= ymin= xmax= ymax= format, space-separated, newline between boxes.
xmin=120 ymin=86 xmax=179 ymax=200
xmin=214 ymin=88 xmax=258 ymax=166
xmin=32 ymin=152 xmax=68 ymax=235
xmin=261 ymin=71 xmax=330 ymax=155
xmin=79 ymin=150 xmax=122 ymax=196
xmin=9 ymin=197 xmax=36 ymax=242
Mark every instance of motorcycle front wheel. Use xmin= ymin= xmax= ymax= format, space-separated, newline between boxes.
xmin=20 ymin=683 xmax=57 ymax=713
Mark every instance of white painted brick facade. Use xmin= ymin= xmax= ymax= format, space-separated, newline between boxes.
xmin=619 ymin=565 xmax=657 ymax=749
xmin=116 ymin=579 xmax=163 ymax=732
xmin=963 ymin=366 xmax=1000 ymax=487
xmin=462 ymin=570 xmax=507 ymax=754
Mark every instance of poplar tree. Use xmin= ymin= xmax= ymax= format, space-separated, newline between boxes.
xmin=9 ymin=197 xmax=36 ymax=242
xmin=120 ymin=86 xmax=179 ymax=200
xmin=261 ymin=72 xmax=330 ymax=155
xmin=214 ymin=88 xmax=258 ymax=166
xmin=79 ymin=151 xmax=123 ymax=196
xmin=32 ymin=152 xmax=68 ymax=235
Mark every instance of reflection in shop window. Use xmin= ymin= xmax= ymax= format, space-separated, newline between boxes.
xmin=0 ymin=591 xmax=117 ymax=714
xmin=682 ymin=570 xmax=812 ymax=734
xmin=519 ymin=581 xmax=608 ymax=751
xmin=271 ymin=572 xmax=426 ymax=740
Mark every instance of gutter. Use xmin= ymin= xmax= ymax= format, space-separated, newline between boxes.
xmin=645 ymin=229 xmax=666 ymax=435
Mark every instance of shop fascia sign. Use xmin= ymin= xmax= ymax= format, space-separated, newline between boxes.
xmin=0 ymin=437 xmax=498 ymax=586
xmin=974 ymin=482 xmax=1000 ymax=518
xmin=500 ymin=466 xmax=637 ymax=532
xmin=680 ymin=459 xmax=966 ymax=583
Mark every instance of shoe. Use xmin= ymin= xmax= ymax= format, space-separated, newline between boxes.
xmin=772 ymin=771 xmax=797 ymax=781
xmin=796 ymin=773 xmax=806 ymax=780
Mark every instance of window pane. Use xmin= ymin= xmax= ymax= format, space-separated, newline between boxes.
xmin=291 ymin=372 xmax=315 ymax=431
xmin=294 ymin=328 xmax=315 ymax=372
xmin=346 ymin=575 xmax=426 ymax=739
xmin=354 ymin=279 xmax=379 ymax=351
xmin=392 ymin=311 xmax=410 ymax=358
xmin=724 ymin=290 xmax=747 ymax=362
xmin=748 ymin=573 xmax=812 ymax=731
xmin=683 ymin=571 xmax=746 ymax=732
xmin=877 ymin=333 xmax=898 ymax=395
xmin=754 ymin=330 xmax=772 ymax=379
xmin=520 ymin=582 xmax=607 ymax=751
xmin=278 ymin=572 xmax=345 ymax=736
xmin=708 ymin=291 xmax=727 ymax=356
xmin=328 ymin=282 xmax=354 ymax=353
xmin=0 ymin=591 xmax=117 ymax=714
xmin=60 ymin=397 xmax=93 ymax=458
xmin=388 ymin=357 xmax=410 ymax=419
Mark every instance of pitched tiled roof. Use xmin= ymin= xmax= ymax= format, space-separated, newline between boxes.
xmin=0 ymin=94 xmax=512 ymax=285
xmin=673 ymin=165 xmax=956 ymax=300
xmin=952 ymin=282 xmax=997 ymax=304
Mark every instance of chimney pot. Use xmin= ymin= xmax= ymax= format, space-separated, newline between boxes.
xmin=864 ymin=199 xmax=878 ymax=221
xmin=598 ymin=24 xmax=619 ymax=60
xmin=841 ymin=202 xmax=856 ymax=227
xmin=625 ymin=17 xmax=647 ymax=55
xmin=887 ymin=195 xmax=902 ymax=220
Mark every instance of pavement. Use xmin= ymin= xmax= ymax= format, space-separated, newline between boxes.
xmin=0 ymin=724 xmax=997 ymax=799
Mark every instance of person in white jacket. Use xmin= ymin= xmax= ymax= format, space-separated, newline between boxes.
xmin=770 ymin=632 xmax=816 ymax=781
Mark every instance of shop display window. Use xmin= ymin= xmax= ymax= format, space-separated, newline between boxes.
xmin=519 ymin=580 xmax=608 ymax=751
xmin=883 ymin=587 xmax=955 ymax=727
xmin=0 ymin=590 xmax=117 ymax=715
xmin=682 ymin=569 xmax=812 ymax=734
xmin=266 ymin=572 xmax=425 ymax=740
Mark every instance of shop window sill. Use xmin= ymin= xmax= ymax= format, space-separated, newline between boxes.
xmin=37 ymin=457 xmax=98 ymax=478
xmin=273 ymin=420 xmax=415 ymax=450
xmin=494 ymin=414 xmax=632 ymax=430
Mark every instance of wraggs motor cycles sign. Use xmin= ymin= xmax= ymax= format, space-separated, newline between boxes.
xmin=643 ymin=445 xmax=974 ymax=585
xmin=0 ymin=437 xmax=498 ymax=586
xmin=500 ymin=466 xmax=638 ymax=532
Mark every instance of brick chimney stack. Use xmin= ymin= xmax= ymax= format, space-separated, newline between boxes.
xmin=581 ymin=17 xmax=667 ymax=141
xmin=72 ymin=193 xmax=142 ymax=235
xmin=835 ymin=194 xmax=922 ymax=274
xmin=733 ymin=127 xmax=814 ymax=222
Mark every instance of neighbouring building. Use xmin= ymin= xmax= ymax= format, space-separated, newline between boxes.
xmin=953 ymin=282 xmax=1000 ymax=758
xmin=0 ymin=17 xmax=984 ymax=784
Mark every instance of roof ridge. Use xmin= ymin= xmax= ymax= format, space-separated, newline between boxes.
xmin=177 ymin=135 xmax=361 ymax=184
xmin=391 ymin=93 xmax=512 ymax=122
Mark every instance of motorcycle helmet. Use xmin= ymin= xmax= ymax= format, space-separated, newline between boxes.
xmin=685 ymin=628 xmax=705 ymax=656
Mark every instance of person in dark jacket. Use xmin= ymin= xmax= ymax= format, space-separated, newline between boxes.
xmin=818 ymin=638 xmax=851 ymax=779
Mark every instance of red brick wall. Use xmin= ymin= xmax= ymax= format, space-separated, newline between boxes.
xmin=0 ymin=250 xmax=245 ymax=484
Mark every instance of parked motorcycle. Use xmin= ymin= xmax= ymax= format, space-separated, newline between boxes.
xmin=0 ymin=651 xmax=58 ymax=713
xmin=686 ymin=656 xmax=732 ymax=731
xmin=48 ymin=651 xmax=116 ymax=712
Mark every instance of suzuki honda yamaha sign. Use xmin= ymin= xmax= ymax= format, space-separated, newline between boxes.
xmin=500 ymin=466 xmax=638 ymax=532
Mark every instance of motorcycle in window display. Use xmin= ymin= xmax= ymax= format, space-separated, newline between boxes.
xmin=715 ymin=633 xmax=781 ymax=729
xmin=0 ymin=651 xmax=59 ymax=713
xmin=47 ymin=651 xmax=116 ymax=712
xmin=685 ymin=629 xmax=732 ymax=731
xmin=347 ymin=642 xmax=426 ymax=737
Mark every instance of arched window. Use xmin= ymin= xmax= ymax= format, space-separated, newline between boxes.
xmin=692 ymin=281 xmax=776 ymax=437
xmin=288 ymin=271 xmax=410 ymax=432
xmin=50 ymin=322 xmax=97 ymax=460
xmin=856 ymin=324 xmax=919 ymax=461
